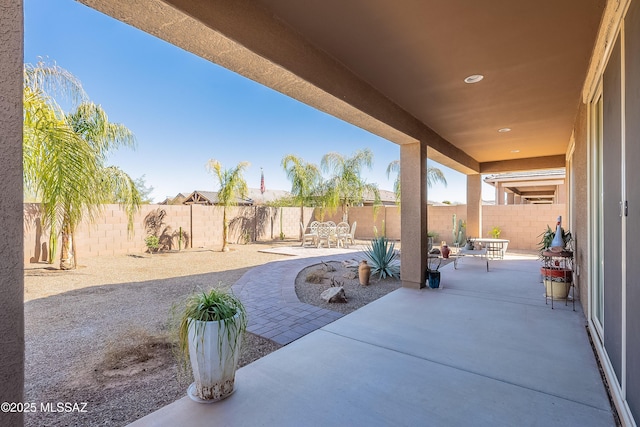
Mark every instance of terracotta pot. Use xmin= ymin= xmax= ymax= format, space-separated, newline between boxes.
xmin=441 ymin=245 xmax=450 ymax=258
xmin=359 ymin=260 xmax=371 ymax=285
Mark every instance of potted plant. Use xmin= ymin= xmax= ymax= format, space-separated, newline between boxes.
xmin=488 ymin=226 xmax=501 ymax=239
xmin=538 ymin=222 xmax=573 ymax=299
xmin=426 ymin=256 xmax=442 ymax=288
xmin=178 ymin=287 xmax=247 ymax=402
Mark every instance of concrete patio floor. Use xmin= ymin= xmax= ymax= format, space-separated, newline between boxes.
xmin=130 ymin=254 xmax=616 ymax=426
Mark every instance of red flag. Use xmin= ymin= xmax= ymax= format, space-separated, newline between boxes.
xmin=260 ymin=169 xmax=265 ymax=194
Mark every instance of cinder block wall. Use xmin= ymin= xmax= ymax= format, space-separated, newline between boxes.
xmin=481 ymin=204 xmax=566 ymax=251
xmin=23 ymin=202 xmax=567 ymax=263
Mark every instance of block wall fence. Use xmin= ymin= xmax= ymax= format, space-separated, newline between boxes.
xmin=23 ymin=203 xmax=565 ymax=264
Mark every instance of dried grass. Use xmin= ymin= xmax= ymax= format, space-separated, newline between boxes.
xmin=305 ymin=269 xmax=326 ymax=284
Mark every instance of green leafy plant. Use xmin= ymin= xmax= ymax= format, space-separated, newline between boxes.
xmin=537 ymin=225 xmax=572 ymax=258
xmin=144 ymin=235 xmax=159 ymax=253
xmin=488 ymin=226 xmax=501 ymax=239
xmin=177 ymin=287 xmax=247 ymax=366
xmin=363 ymin=236 xmax=400 ymax=279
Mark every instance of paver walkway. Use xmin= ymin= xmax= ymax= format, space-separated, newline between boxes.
xmin=231 ymin=246 xmax=366 ymax=345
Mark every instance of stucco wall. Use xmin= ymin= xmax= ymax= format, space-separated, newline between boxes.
xmin=0 ymin=1 xmax=24 ymax=425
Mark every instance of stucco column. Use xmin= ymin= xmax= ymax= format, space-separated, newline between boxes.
xmin=400 ymin=142 xmax=427 ymax=289
xmin=557 ymin=183 xmax=567 ymax=204
xmin=467 ymin=174 xmax=482 ymax=239
xmin=514 ymin=194 xmax=522 ymax=204
xmin=495 ymin=182 xmax=504 ymax=205
xmin=506 ymin=192 xmax=515 ymax=205
xmin=0 ymin=1 xmax=25 ymax=425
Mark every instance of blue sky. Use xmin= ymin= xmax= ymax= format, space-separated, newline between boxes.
xmin=24 ymin=0 xmax=493 ymax=203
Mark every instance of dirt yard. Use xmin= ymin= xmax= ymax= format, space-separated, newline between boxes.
xmin=23 ymin=241 xmax=408 ymax=426
xmin=23 ymin=243 xmax=290 ymax=427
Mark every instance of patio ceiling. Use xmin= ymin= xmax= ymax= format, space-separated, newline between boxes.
xmin=80 ymin=0 xmax=605 ymax=173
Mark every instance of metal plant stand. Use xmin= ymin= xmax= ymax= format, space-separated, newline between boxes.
xmin=542 ymin=250 xmax=575 ymax=310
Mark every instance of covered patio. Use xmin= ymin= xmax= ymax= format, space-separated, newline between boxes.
xmin=3 ymin=0 xmax=639 ymax=425
xmin=131 ymin=255 xmax=615 ymax=426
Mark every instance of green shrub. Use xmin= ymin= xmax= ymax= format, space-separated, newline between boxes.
xmin=144 ymin=235 xmax=160 ymax=253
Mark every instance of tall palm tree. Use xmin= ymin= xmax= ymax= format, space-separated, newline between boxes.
xmin=281 ymin=154 xmax=322 ymax=238
xmin=386 ymin=160 xmax=447 ymax=207
xmin=321 ymin=148 xmax=380 ymax=221
xmin=206 ymin=159 xmax=250 ymax=252
xmin=23 ymin=62 xmax=141 ymax=269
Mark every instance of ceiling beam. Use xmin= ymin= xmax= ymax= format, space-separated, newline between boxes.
xmin=480 ymin=155 xmax=566 ymax=174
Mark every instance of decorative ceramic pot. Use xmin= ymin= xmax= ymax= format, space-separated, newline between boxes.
xmin=441 ymin=245 xmax=450 ymax=258
xmin=540 ymin=267 xmax=572 ymax=299
xmin=427 ymin=270 xmax=441 ymax=288
xmin=187 ymin=315 xmax=243 ymax=402
xmin=359 ymin=260 xmax=371 ymax=286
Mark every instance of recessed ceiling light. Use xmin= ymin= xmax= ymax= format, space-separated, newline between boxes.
xmin=498 ymin=127 xmax=512 ymax=133
xmin=464 ymin=74 xmax=484 ymax=84
xmin=511 ymin=149 xmax=520 ymax=153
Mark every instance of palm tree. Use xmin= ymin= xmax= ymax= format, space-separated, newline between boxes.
xmin=281 ymin=154 xmax=322 ymax=238
xmin=23 ymin=62 xmax=141 ymax=269
xmin=386 ymin=160 xmax=447 ymax=206
xmin=206 ymin=159 xmax=250 ymax=252
xmin=321 ymin=148 xmax=380 ymax=221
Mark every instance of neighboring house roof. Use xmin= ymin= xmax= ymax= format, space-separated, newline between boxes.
xmin=362 ymin=188 xmax=397 ymax=205
xmin=158 ymin=192 xmax=189 ymax=205
xmin=183 ymin=190 xmax=254 ymax=206
xmin=245 ymin=188 xmax=291 ymax=205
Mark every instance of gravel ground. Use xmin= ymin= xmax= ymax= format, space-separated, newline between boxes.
xmin=23 ymin=243 xmax=290 ymax=427
xmin=294 ymin=260 xmax=402 ymax=315
xmin=23 ymin=242 xmax=418 ymax=426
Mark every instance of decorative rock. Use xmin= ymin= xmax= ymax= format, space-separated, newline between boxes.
xmin=343 ymin=271 xmax=357 ymax=280
xmin=342 ymin=259 xmax=360 ymax=268
xmin=321 ymin=287 xmax=347 ymax=303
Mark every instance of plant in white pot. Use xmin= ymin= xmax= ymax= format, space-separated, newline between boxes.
xmin=178 ymin=287 xmax=247 ymax=402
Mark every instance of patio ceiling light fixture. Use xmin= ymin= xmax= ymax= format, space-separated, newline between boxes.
xmin=498 ymin=127 xmax=512 ymax=133
xmin=464 ymin=74 xmax=484 ymax=84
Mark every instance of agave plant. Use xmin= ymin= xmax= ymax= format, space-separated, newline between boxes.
xmin=364 ymin=236 xmax=400 ymax=279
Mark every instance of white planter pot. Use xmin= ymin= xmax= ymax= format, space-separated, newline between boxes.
xmin=187 ymin=315 xmax=243 ymax=402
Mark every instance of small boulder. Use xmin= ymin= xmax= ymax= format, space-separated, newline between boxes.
xmin=343 ymin=270 xmax=357 ymax=280
xmin=321 ymin=287 xmax=347 ymax=303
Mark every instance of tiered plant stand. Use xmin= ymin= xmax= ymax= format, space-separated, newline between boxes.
xmin=541 ymin=250 xmax=575 ymax=310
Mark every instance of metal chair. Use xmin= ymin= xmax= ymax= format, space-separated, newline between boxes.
xmin=335 ymin=222 xmax=351 ymax=248
xmin=300 ymin=220 xmax=319 ymax=247
xmin=316 ymin=222 xmax=333 ymax=248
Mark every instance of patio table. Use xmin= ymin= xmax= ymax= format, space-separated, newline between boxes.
xmin=469 ymin=238 xmax=510 ymax=259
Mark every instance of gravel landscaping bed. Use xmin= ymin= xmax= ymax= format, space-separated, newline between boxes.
xmin=294 ymin=260 xmax=402 ymax=315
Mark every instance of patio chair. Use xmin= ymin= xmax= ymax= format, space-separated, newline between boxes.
xmin=345 ymin=221 xmax=357 ymax=245
xmin=300 ymin=221 xmax=319 ymax=247
xmin=316 ymin=222 xmax=333 ymax=248
xmin=335 ymin=222 xmax=351 ymax=248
